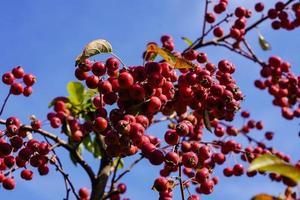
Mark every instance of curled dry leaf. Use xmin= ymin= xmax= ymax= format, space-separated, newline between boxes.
xmin=75 ymin=39 xmax=113 ymax=66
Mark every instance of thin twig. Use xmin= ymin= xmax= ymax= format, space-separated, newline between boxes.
xmin=0 ymin=92 xmax=11 ymax=116
xmin=0 ymin=119 xmax=96 ymax=182
xmin=109 ymin=157 xmax=121 ymax=193
xmin=179 ymin=164 xmax=185 ymax=200
xmin=44 ymin=136 xmax=80 ymax=200
xmin=115 ymin=155 xmax=144 ymax=183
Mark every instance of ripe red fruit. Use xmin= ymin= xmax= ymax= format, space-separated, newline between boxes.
xmin=195 ymin=167 xmax=210 ymax=184
xmin=233 ymin=164 xmax=244 ymax=176
xmin=10 ymin=136 xmax=23 ymax=149
xmin=153 ymin=177 xmax=168 ymax=192
xmin=98 ymin=80 xmax=113 ymax=94
xmin=92 ymin=61 xmax=106 ymax=76
xmin=106 ymin=57 xmax=120 ymax=71
xmin=2 ymin=72 xmax=15 ymax=85
xmin=75 ymin=68 xmax=88 ymax=80
xmin=149 ymin=149 xmax=164 ymax=165
xmin=147 ymin=96 xmax=162 ymax=113
xmin=38 ymin=164 xmax=49 ymax=175
xmin=94 ymin=117 xmax=108 ymax=132
xmin=86 ymin=75 xmax=99 ymax=89
xmin=31 ymin=120 xmax=42 ymax=130
xmin=164 ymin=151 xmax=179 ymax=166
xmin=188 ymin=194 xmax=201 ymax=200
xmin=4 ymin=156 xmax=15 ymax=168
xmin=164 ymin=130 xmax=179 ymax=145
xmin=0 ymin=143 xmax=13 ymax=156
xmin=205 ymin=13 xmax=215 ymax=23
xmin=6 ymin=117 xmax=21 ymax=129
xmin=12 ymin=66 xmax=25 ymax=78
xmin=213 ymin=27 xmax=224 ymax=37
xmin=23 ymin=74 xmax=36 ymax=86
xmin=118 ymin=72 xmax=134 ymax=89
xmin=21 ymin=169 xmax=33 ymax=180
xmin=10 ymin=82 xmax=24 ymax=95
xmin=23 ymin=86 xmax=33 ymax=97
xmin=255 ymin=2 xmax=264 ymax=12
xmin=79 ymin=187 xmax=90 ymax=198
xmin=117 ymin=183 xmax=127 ymax=194
xmin=182 ymin=152 xmax=198 ymax=168
xmin=265 ymin=131 xmax=274 ymax=140
xmin=223 ymin=167 xmax=233 ymax=177
xmin=2 ymin=178 xmax=15 ymax=190
xmin=50 ymin=117 xmax=62 ymax=128
xmin=200 ymin=180 xmax=214 ymax=194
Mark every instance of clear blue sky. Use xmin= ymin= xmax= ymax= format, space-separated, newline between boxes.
xmin=0 ymin=1 xmax=299 ymax=199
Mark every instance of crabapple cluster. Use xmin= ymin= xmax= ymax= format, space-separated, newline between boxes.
xmin=0 ymin=116 xmax=52 ymax=190
xmin=70 ymin=34 xmax=247 ymax=199
xmin=1 ymin=66 xmax=36 ymax=96
xmin=254 ymin=56 xmax=300 ymax=120
xmin=268 ymin=2 xmax=300 ymax=30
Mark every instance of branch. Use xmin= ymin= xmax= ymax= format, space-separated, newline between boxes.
xmin=114 ymin=155 xmax=144 ymax=183
xmin=179 ymin=164 xmax=185 ymax=200
xmin=44 ymin=136 xmax=80 ymax=200
xmin=109 ymin=157 xmax=121 ymax=192
xmin=0 ymin=119 xmax=96 ymax=182
xmin=0 ymin=92 xmax=11 ymax=116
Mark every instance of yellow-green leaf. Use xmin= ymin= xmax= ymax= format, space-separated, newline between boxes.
xmin=76 ymin=39 xmax=113 ymax=66
xmin=67 ymin=81 xmax=85 ymax=105
xmin=181 ymin=37 xmax=193 ymax=46
xmin=203 ymin=110 xmax=212 ymax=133
xmin=146 ymin=43 xmax=195 ymax=69
xmin=251 ymin=193 xmax=280 ymax=200
xmin=249 ymin=154 xmax=300 ymax=183
xmin=258 ymin=34 xmax=271 ymax=51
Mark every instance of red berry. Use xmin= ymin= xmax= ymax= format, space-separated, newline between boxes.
xmin=12 ymin=66 xmax=25 ymax=78
xmin=23 ymin=86 xmax=33 ymax=97
xmin=94 ymin=117 xmax=108 ymax=132
xmin=106 ymin=57 xmax=120 ymax=71
xmin=10 ymin=82 xmax=24 ymax=95
xmin=23 ymin=74 xmax=36 ymax=86
xmin=118 ymin=72 xmax=134 ymax=89
xmin=79 ymin=187 xmax=89 ymax=198
xmin=255 ymin=2 xmax=264 ymax=12
xmin=92 ymin=61 xmax=106 ymax=76
xmin=2 ymin=72 xmax=15 ymax=85
xmin=213 ymin=27 xmax=224 ymax=37
xmin=21 ymin=169 xmax=33 ymax=180
xmin=153 ymin=177 xmax=168 ymax=192
xmin=2 ymin=178 xmax=15 ymax=190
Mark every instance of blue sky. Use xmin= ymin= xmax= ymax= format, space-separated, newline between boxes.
xmin=0 ymin=0 xmax=300 ymax=199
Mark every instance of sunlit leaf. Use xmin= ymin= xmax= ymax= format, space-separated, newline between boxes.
xmin=203 ymin=110 xmax=212 ymax=133
xmin=113 ymin=158 xmax=124 ymax=169
xmin=251 ymin=193 xmax=279 ymax=200
xmin=76 ymin=39 xmax=113 ymax=66
xmin=258 ymin=34 xmax=271 ymax=51
xmin=146 ymin=43 xmax=195 ymax=69
xmin=249 ymin=154 xmax=300 ymax=183
xmin=67 ymin=81 xmax=85 ymax=105
xmin=181 ymin=36 xmax=193 ymax=46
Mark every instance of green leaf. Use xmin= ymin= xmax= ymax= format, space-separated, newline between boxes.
xmin=258 ymin=34 xmax=271 ymax=51
xmin=83 ymin=135 xmax=94 ymax=154
xmin=61 ymin=120 xmax=71 ymax=136
xmin=203 ymin=110 xmax=212 ymax=133
xmin=67 ymin=81 xmax=85 ymax=105
xmin=251 ymin=194 xmax=280 ymax=200
xmin=181 ymin=37 xmax=193 ymax=46
xmin=93 ymin=139 xmax=101 ymax=158
xmin=249 ymin=154 xmax=300 ymax=183
xmin=69 ymin=142 xmax=84 ymax=166
xmin=113 ymin=158 xmax=124 ymax=169
xmin=76 ymin=39 xmax=113 ymax=66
